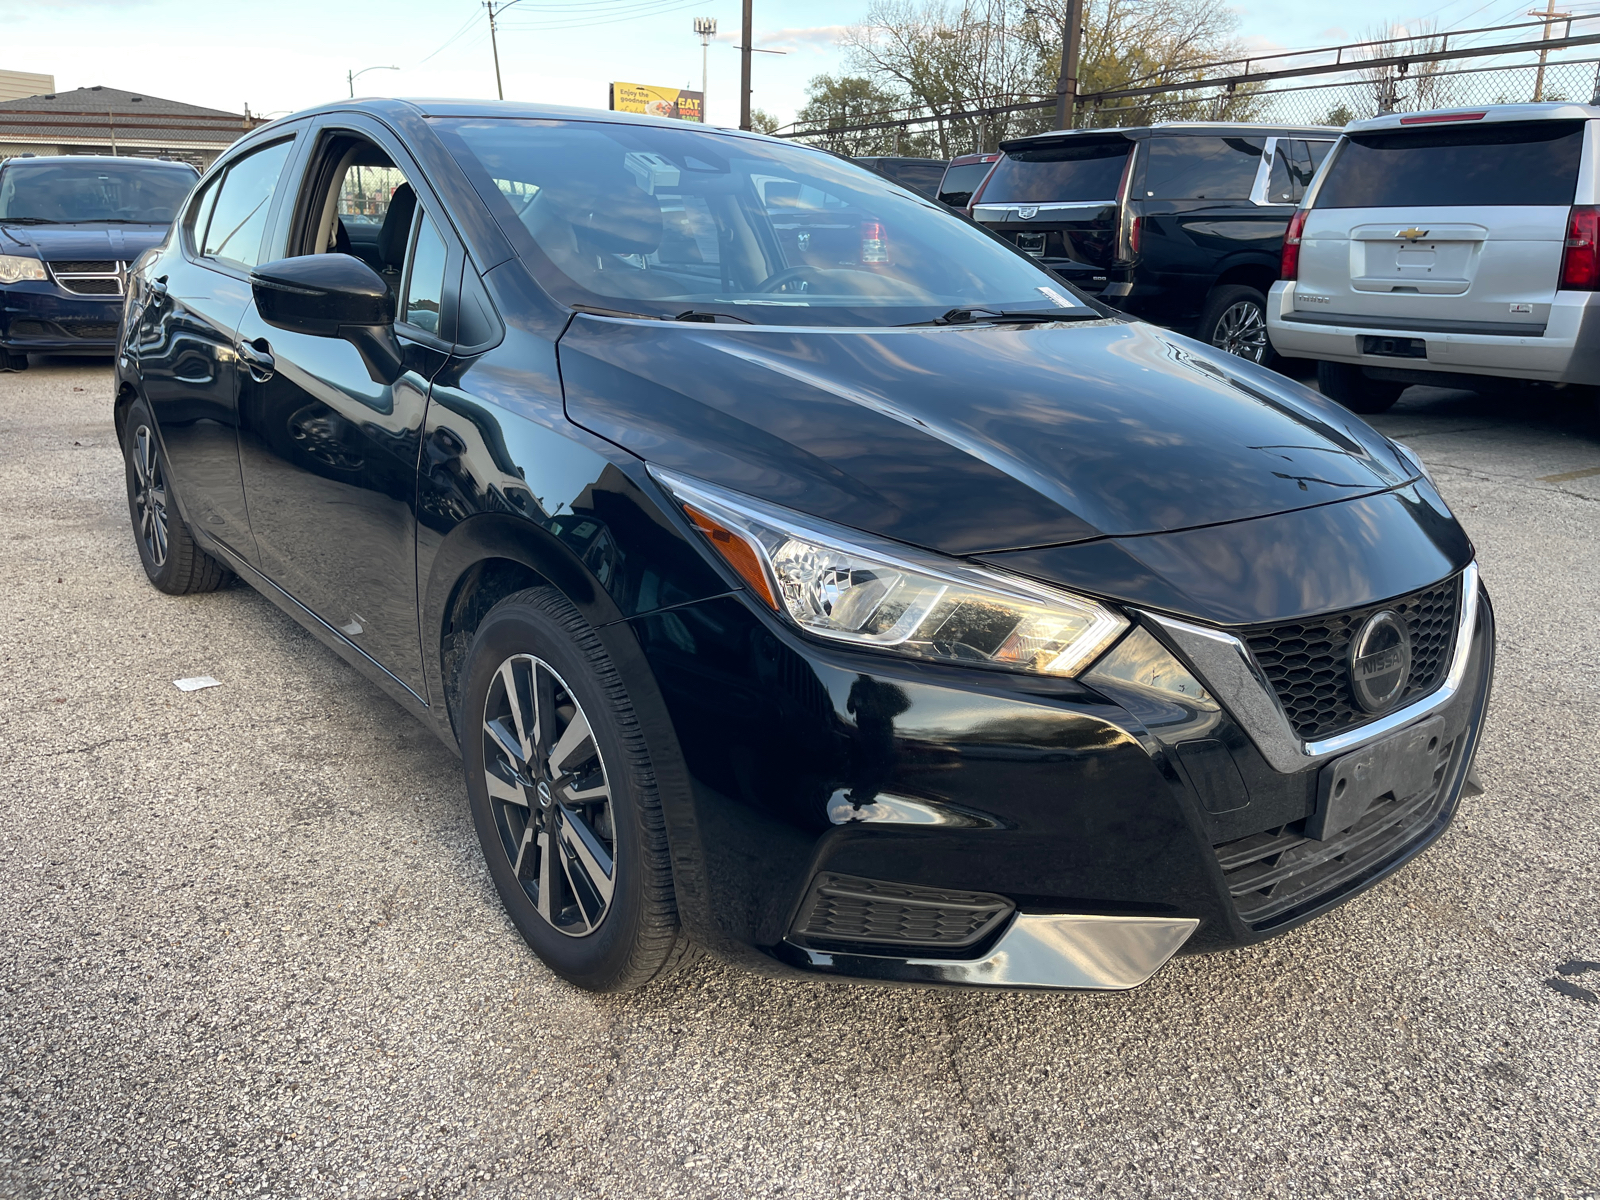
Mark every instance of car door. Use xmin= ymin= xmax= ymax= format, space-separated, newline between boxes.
xmin=233 ymin=119 xmax=456 ymax=699
xmin=132 ymin=133 xmax=300 ymax=564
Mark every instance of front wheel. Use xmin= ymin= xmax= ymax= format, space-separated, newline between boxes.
xmin=1316 ymin=361 xmax=1406 ymax=414
xmin=1197 ymin=285 xmax=1271 ymax=365
xmin=462 ymin=587 xmax=692 ymax=992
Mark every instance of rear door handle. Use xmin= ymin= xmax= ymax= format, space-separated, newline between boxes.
xmin=237 ymin=337 xmax=275 ymax=382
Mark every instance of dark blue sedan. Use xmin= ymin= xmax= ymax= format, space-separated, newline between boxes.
xmin=0 ymin=155 xmax=198 ymax=370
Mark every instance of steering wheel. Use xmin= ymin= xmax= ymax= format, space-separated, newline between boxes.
xmin=757 ymin=265 xmax=835 ymax=294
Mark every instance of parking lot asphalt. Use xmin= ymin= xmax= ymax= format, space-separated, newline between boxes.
xmin=0 ymin=357 xmax=1597 ymax=1200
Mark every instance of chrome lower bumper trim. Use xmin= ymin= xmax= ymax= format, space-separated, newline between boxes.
xmin=1145 ymin=562 xmax=1481 ymax=773
xmin=783 ymin=913 xmax=1199 ymax=991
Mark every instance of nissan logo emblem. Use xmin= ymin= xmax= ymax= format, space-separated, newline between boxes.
xmin=1349 ymin=610 xmax=1413 ymax=714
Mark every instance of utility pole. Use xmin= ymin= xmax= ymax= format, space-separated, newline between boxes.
xmin=485 ymin=0 xmax=527 ymax=100
xmin=740 ymin=0 xmax=753 ymax=130
xmin=1531 ymin=0 xmax=1571 ymax=103
xmin=695 ymin=17 xmax=716 ymax=122
xmin=1053 ymin=0 xmax=1084 ymax=129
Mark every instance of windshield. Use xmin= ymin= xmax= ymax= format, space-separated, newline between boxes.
xmin=1315 ymin=121 xmax=1584 ymax=208
xmin=0 ymin=160 xmax=197 ymax=223
xmin=436 ymin=118 xmax=1087 ymax=327
xmin=979 ymin=140 xmax=1130 ymax=205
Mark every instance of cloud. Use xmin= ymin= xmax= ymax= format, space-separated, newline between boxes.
xmin=713 ymin=25 xmax=848 ymax=54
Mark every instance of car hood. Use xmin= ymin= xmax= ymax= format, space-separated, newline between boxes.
xmin=0 ymin=222 xmax=168 ymax=262
xmin=558 ymin=314 xmax=1416 ymax=556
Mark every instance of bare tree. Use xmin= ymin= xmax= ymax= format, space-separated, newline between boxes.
xmin=1356 ymin=21 xmax=1455 ymax=117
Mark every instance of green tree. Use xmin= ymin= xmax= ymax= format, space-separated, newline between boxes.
xmin=794 ymin=74 xmax=909 ymax=156
xmin=749 ymin=108 xmax=781 ymax=135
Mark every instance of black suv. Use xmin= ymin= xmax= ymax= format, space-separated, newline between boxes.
xmin=971 ymin=123 xmax=1336 ymax=363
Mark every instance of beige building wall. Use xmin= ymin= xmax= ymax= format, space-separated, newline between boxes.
xmin=0 ymin=70 xmax=56 ymax=104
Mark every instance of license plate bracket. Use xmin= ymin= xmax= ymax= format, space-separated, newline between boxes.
xmin=1307 ymin=715 xmax=1448 ymax=840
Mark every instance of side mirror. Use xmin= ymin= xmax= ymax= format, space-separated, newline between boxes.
xmin=250 ymin=254 xmax=404 ymax=385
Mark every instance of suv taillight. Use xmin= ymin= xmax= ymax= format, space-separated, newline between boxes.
xmin=1281 ymin=209 xmax=1308 ymax=280
xmin=860 ymin=220 xmax=890 ymax=264
xmin=1561 ymin=206 xmax=1600 ymax=290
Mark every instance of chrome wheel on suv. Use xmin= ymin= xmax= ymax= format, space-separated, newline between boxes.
xmin=1211 ymin=299 xmax=1269 ymax=362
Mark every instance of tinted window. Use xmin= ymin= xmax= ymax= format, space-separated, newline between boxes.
xmin=439 ymin=118 xmax=1089 ymax=328
xmin=1315 ymin=121 xmax=1583 ymax=208
xmin=186 ymin=175 xmax=220 ymax=251
xmin=1266 ymin=140 xmax=1319 ymax=205
xmin=203 ymin=139 xmax=294 ymax=269
xmin=403 ymin=212 xmax=449 ymax=334
xmin=888 ymin=160 xmax=948 ymax=198
xmin=980 ymin=140 xmax=1130 ymax=204
xmin=937 ymin=161 xmax=995 ymax=207
xmin=0 ymin=160 xmax=197 ymax=223
xmin=1143 ymin=137 xmax=1264 ymax=201
xmin=1306 ymin=139 xmax=1334 ymax=171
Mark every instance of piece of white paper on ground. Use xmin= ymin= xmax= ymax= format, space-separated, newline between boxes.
xmin=173 ymin=676 xmax=222 ymax=692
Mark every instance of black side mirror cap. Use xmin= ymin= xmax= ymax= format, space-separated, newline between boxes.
xmin=250 ymin=254 xmax=404 ymax=385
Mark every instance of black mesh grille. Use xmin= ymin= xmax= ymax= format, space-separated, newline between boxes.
xmin=49 ymin=260 xmax=119 ymax=274
xmin=1214 ymin=734 xmax=1459 ymax=928
xmin=1243 ymin=576 xmax=1461 ymax=741
xmin=65 ymin=322 xmax=120 ymax=341
xmin=791 ymin=873 xmax=1014 ymax=950
xmin=57 ymin=278 xmax=121 ymax=295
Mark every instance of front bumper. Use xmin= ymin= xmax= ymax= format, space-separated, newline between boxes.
xmin=1267 ymin=281 xmax=1600 ymax=384
xmin=0 ymin=281 xmax=125 ymax=353
xmin=628 ymin=558 xmax=1495 ymax=992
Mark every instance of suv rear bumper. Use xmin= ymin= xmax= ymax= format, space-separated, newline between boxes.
xmin=1267 ymin=282 xmax=1600 ymax=384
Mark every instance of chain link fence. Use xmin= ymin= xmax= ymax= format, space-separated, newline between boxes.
xmin=785 ymin=54 xmax=1600 ymax=158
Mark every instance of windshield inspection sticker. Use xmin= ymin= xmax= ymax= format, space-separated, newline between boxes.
xmin=1036 ymin=286 xmax=1078 ymax=309
xmin=173 ymin=676 xmax=222 ymax=692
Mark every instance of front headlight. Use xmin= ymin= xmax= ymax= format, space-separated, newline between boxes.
xmin=653 ymin=467 xmax=1129 ymax=677
xmin=0 ymin=254 xmax=48 ymax=285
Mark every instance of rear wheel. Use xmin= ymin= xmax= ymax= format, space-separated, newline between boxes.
xmin=121 ymin=401 xmax=231 ymax=594
xmin=462 ymin=587 xmax=692 ymax=992
xmin=1197 ymin=285 xmax=1271 ymax=365
xmin=1316 ymin=361 xmax=1406 ymax=414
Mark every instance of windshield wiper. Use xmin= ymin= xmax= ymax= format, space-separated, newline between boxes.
xmin=674 ymin=310 xmax=754 ymax=325
xmin=908 ymin=306 xmax=1098 ymax=327
xmin=0 ymin=217 xmax=59 ymax=225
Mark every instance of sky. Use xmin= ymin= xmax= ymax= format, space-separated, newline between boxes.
xmin=1 ymin=0 xmax=1593 ymax=129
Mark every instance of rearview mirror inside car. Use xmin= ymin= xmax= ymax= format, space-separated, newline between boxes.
xmin=250 ymin=254 xmax=403 ymax=385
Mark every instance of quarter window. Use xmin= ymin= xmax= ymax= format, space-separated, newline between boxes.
xmin=1144 ymin=137 xmax=1264 ymax=201
xmin=402 ymin=212 xmax=448 ymax=334
xmin=186 ymin=175 xmax=221 ymax=252
xmin=202 ymin=139 xmax=294 ymax=269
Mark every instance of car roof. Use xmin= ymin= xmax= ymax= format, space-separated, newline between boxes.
xmin=1347 ymin=101 xmax=1600 ymax=133
xmin=256 ymin=97 xmax=786 ymax=143
xmin=0 ymin=154 xmax=196 ymax=169
xmin=1001 ymin=121 xmax=1339 ymax=152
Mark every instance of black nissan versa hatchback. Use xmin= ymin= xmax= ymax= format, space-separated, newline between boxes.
xmin=114 ymin=100 xmax=1494 ymax=995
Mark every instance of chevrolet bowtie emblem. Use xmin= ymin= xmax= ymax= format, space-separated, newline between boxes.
xmin=1396 ymin=227 xmax=1430 ymax=240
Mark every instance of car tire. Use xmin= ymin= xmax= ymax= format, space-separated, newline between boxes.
xmin=1197 ymin=285 xmax=1272 ymax=365
xmin=1316 ymin=361 xmax=1406 ymax=414
xmin=0 ymin=348 xmax=27 ymax=372
xmin=122 ymin=401 xmax=232 ymax=595
xmin=462 ymin=586 xmax=692 ymax=992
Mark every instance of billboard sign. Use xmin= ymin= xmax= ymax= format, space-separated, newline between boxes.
xmin=609 ymin=82 xmax=704 ymax=123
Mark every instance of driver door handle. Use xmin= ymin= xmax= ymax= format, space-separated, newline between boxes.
xmin=237 ymin=337 xmax=275 ymax=382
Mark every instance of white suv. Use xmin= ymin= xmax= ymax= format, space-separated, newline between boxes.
xmin=1267 ymin=103 xmax=1600 ymax=412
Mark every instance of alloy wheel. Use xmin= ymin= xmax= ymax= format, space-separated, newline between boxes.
xmin=1211 ymin=300 xmax=1269 ymax=363
xmin=481 ymin=654 xmax=616 ymax=936
xmin=131 ymin=425 xmax=169 ymax=568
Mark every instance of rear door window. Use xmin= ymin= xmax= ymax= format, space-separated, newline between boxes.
xmin=980 ymin=140 xmax=1130 ymax=204
xmin=1143 ymin=137 xmax=1264 ymax=201
xmin=201 ymin=139 xmax=294 ymax=269
xmin=1265 ymin=140 xmax=1324 ymax=205
xmin=1315 ymin=121 xmax=1584 ymax=207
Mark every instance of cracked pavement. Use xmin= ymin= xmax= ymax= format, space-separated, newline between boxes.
xmin=1 ymin=359 xmax=1597 ymax=1199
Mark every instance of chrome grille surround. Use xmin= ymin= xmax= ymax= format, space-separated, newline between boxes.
xmin=48 ymin=260 xmax=126 ymax=297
